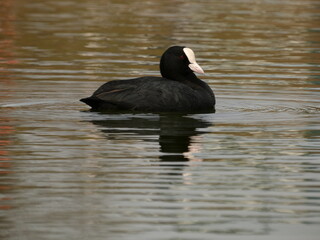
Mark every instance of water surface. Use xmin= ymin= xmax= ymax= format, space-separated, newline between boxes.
xmin=0 ymin=0 xmax=320 ymax=239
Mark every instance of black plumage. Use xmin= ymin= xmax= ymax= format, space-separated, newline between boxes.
xmin=80 ymin=46 xmax=215 ymax=112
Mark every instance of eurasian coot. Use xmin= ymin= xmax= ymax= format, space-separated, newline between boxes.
xmin=80 ymin=46 xmax=215 ymax=112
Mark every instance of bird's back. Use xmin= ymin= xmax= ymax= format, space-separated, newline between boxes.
xmin=80 ymin=76 xmax=215 ymax=112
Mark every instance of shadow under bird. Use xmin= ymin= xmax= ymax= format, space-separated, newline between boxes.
xmin=80 ymin=46 xmax=215 ymax=112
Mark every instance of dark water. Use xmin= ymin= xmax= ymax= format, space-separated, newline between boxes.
xmin=0 ymin=0 xmax=320 ymax=239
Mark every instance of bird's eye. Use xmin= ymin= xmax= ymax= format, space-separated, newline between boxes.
xmin=179 ymin=55 xmax=185 ymax=60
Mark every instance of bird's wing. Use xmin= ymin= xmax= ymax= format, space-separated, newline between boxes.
xmin=89 ymin=77 xmax=199 ymax=111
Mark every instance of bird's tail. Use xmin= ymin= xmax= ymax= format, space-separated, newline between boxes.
xmin=80 ymin=96 xmax=102 ymax=109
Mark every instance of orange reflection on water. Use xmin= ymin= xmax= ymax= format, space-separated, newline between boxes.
xmin=0 ymin=125 xmax=14 ymax=174
xmin=0 ymin=0 xmax=17 ymax=213
xmin=0 ymin=124 xmax=14 ymax=211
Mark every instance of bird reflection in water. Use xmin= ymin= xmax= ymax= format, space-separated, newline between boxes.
xmin=90 ymin=113 xmax=212 ymax=163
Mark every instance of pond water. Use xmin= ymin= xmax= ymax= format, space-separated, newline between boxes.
xmin=0 ymin=0 xmax=320 ymax=239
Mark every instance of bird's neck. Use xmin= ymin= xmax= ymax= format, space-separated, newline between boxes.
xmin=161 ymin=69 xmax=208 ymax=91
xmin=175 ymin=72 xmax=205 ymax=90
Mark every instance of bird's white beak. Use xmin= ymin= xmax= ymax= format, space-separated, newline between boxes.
xmin=183 ymin=47 xmax=205 ymax=74
xmin=188 ymin=62 xmax=205 ymax=74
